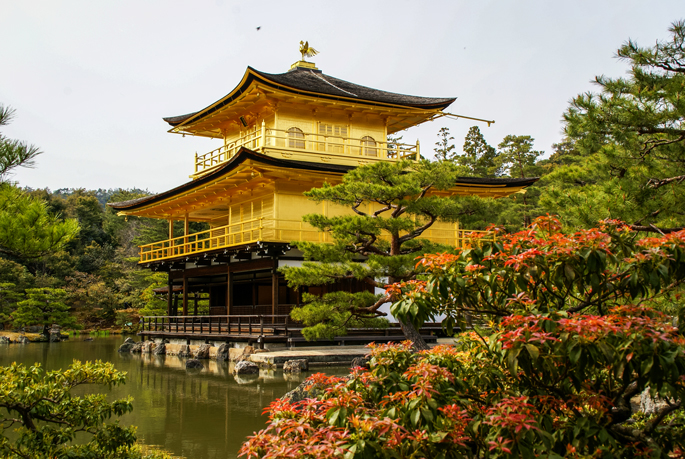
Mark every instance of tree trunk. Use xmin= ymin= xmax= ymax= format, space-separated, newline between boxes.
xmin=398 ymin=319 xmax=430 ymax=351
xmin=388 ymin=240 xmax=430 ymax=351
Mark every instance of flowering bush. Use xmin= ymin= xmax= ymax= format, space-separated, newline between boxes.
xmin=390 ymin=216 xmax=685 ymax=333
xmin=241 ymin=313 xmax=685 ymax=457
xmin=241 ymin=218 xmax=685 ymax=458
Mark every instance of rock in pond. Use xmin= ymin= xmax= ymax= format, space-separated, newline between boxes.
xmin=194 ymin=343 xmax=211 ymax=359
xmin=152 ymin=342 xmax=166 ymax=355
xmin=351 ymin=356 xmax=371 ymax=369
xmin=130 ymin=341 xmax=144 ymax=353
xmin=233 ymin=360 xmax=259 ymax=375
xmin=283 ymin=359 xmax=309 ymax=373
xmin=124 ymin=337 xmax=135 ymax=344
xmin=0 ymin=336 xmax=10 ymax=344
xmin=178 ymin=344 xmax=191 ymax=358
xmin=118 ymin=341 xmax=136 ymax=353
xmin=216 ymin=343 xmax=230 ymax=362
xmin=186 ymin=359 xmax=204 ymax=370
xmin=141 ymin=342 xmax=156 ymax=354
xmin=16 ymin=335 xmax=30 ymax=344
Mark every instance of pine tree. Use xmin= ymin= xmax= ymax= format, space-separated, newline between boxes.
xmin=551 ymin=20 xmax=685 ymax=233
xmin=434 ymin=127 xmax=456 ymax=161
xmin=459 ymin=126 xmax=500 ymax=177
xmin=282 ymin=159 xmax=474 ymax=350
xmin=12 ymin=288 xmax=78 ymax=334
xmin=0 ymin=184 xmax=79 ymax=261
xmin=0 ymin=104 xmax=41 ymax=181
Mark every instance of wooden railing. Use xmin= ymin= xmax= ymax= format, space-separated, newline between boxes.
xmin=140 ymin=314 xmax=294 ymax=336
xmin=138 ymin=219 xmax=495 ymax=263
xmin=193 ymin=121 xmax=420 ymax=175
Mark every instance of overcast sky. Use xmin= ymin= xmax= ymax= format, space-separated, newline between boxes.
xmin=1 ymin=1 xmax=682 ymax=193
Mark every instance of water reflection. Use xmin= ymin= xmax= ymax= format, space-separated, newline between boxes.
xmin=0 ymin=337 xmax=348 ymax=459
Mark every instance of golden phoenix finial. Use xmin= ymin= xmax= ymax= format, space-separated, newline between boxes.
xmin=299 ymin=41 xmax=319 ymax=61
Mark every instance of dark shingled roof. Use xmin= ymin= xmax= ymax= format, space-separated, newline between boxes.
xmin=108 ymin=148 xmax=539 ymax=212
xmin=163 ymin=66 xmax=456 ymax=127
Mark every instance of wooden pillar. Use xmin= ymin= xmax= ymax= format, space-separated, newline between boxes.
xmin=272 ymin=271 xmax=278 ymax=323
xmin=226 ymin=269 xmax=232 ymax=315
xmin=193 ymin=292 xmax=199 ymax=316
xmin=167 ymin=275 xmax=173 ymax=315
xmin=182 ymin=276 xmax=188 ymax=316
xmin=252 ymin=274 xmax=256 ymax=313
xmin=272 ymin=259 xmax=279 ymax=323
xmin=173 ymin=293 xmax=179 ymax=316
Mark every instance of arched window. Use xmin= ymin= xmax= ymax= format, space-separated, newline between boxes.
xmin=361 ymin=136 xmax=377 ymax=157
xmin=287 ymin=127 xmax=305 ymax=149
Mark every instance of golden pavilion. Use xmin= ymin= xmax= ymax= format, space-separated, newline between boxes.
xmin=109 ymin=56 xmax=537 ymax=344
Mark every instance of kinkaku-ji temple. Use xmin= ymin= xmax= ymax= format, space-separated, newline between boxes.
xmin=109 ymin=48 xmax=537 ymax=347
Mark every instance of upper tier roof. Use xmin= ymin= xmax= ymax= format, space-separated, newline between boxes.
xmin=163 ymin=66 xmax=456 ymax=128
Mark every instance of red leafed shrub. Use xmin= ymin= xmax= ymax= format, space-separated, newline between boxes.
xmin=241 ymin=310 xmax=685 ymax=457
xmin=241 ymin=219 xmax=685 ymax=458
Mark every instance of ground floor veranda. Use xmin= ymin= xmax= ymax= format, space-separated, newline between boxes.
xmin=139 ymin=242 xmax=444 ymax=347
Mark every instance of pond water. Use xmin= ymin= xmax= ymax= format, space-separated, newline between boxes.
xmin=0 ymin=336 xmax=350 ymax=459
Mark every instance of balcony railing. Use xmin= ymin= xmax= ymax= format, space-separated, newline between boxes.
xmin=138 ymin=218 xmax=494 ymax=263
xmin=193 ymin=122 xmax=420 ymax=175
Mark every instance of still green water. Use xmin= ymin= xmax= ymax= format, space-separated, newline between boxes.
xmin=0 ymin=336 xmax=349 ymax=459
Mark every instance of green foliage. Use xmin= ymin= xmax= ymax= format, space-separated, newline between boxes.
xmin=0 ymin=360 xmax=141 ymax=459
xmin=12 ymin=287 xmax=78 ymax=331
xmin=542 ymin=21 xmax=685 ymax=233
xmin=138 ymin=272 xmax=170 ymax=317
xmin=290 ymin=291 xmax=388 ymax=340
xmin=0 ymin=283 xmax=23 ymax=325
xmin=434 ymin=127 xmax=456 ymax=161
xmin=0 ymin=184 xmax=79 ymax=261
xmin=282 ymin=160 xmax=474 ymax=344
xmin=0 ymin=104 xmax=41 ymax=181
xmin=459 ymin=126 xmax=500 ymax=177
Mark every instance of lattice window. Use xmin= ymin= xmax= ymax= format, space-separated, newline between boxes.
xmin=361 ymin=136 xmax=378 ymax=157
xmin=318 ymin=123 xmax=347 ymax=137
xmin=287 ymin=127 xmax=305 ymax=149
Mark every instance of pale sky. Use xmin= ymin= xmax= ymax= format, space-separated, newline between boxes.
xmin=2 ymin=1 xmax=683 ymax=193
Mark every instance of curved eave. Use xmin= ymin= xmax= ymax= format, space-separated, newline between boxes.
xmin=164 ymin=67 xmax=456 ymax=130
xmin=108 ymin=147 xmax=353 ymax=213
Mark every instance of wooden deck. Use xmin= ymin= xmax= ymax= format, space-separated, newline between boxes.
xmin=138 ymin=314 xmax=448 ymax=347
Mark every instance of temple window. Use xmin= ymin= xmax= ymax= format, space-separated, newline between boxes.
xmin=361 ymin=136 xmax=378 ymax=157
xmin=287 ymin=127 xmax=305 ymax=149
xmin=318 ymin=123 xmax=347 ymax=137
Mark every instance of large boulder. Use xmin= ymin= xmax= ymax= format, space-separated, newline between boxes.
xmin=178 ymin=344 xmax=191 ymax=358
xmin=351 ymin=356 xmax=371 ymax=370
xmin=152 ymin=342 xmax=166 ymax=355
xmin=282 ymin=380 xmax=323 ymax=403
xmin=0 ymin=336 xmax=10 ymax=344
xmin=118 ymin=342 xmax=135 ymax=353
xmin=130 ymin=341 xmax=144 ymax=353
xmin=215 ymin=343 xmax=230 ymax=362
xmin=194 ymin=343 xmax=211 ymax=359
xmin=49 ymin=324 xmax=62 ymax=342
xmin=233 ymin=360 xmax=259 ymax=375
xmin=283 ymin=359 xmax=309 ymax=373
xmin=124 ymin=337 xmax=135 ymax=344
xmin=16 ymin=335 xmax=30 ymax=344
xmin=231 ymin=345 xmax=255 ymax=362
xmin=141 ymin=342 xmax=157 ymax=354
xmin=186 ymin=359 xmax=204 ymax=370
